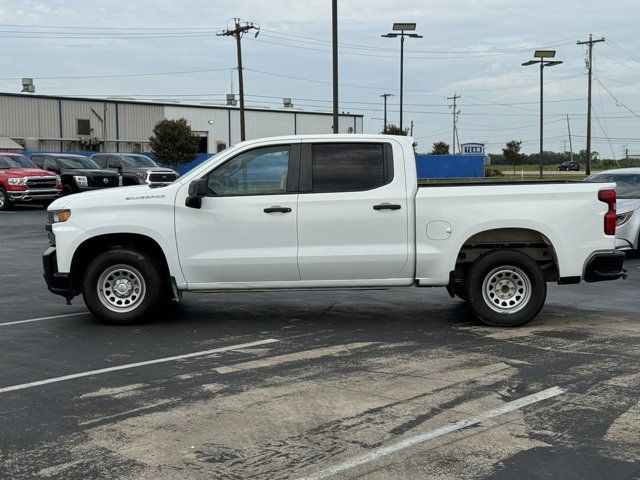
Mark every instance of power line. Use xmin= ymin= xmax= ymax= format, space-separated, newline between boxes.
xmin=0 ymin=67 xmax=233 ymax=81
xmin=607 ymin=41 xmax=640 ymax=63
xmin=593 ymin=76 xmax=640 ymax=120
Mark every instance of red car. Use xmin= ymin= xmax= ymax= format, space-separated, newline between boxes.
xmin=0 ymin=153 xmax=61 ymax=210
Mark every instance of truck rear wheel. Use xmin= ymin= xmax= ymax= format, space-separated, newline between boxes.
xmin=82 ymin=248 xmax=163 ymax=325
xmin=465 ymin=249 xmax=546 ymax=327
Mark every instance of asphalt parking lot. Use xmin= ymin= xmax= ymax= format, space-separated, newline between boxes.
xmin=1 ymin=206 xmax=639 ymax=480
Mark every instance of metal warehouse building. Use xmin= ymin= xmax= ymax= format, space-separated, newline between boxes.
xmin=0 ymin=92 xmax=363 ymax=153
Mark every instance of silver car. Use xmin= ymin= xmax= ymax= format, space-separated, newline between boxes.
xmin=586 ymin=168 xmax=640 ymax=251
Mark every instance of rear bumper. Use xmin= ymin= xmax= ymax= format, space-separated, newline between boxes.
xmin=584 ymin=251 xmax=627 ymax=282
xmin=43 ymin=247 xmax=75 ymax=301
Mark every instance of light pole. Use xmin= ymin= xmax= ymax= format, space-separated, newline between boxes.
xmin=382 ymin=23 xmax=422 ymax=131
xmin=332 ymin=0 xmax=339 ymax=133
xmin=522 ymin=50 xmax=562 ymax=179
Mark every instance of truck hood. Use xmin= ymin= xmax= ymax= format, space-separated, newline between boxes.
xmin=617 ymin=198 xmax=640 ymax=214
xmin=48 ymin=183 xmax=175 ymax=210
xmin=0 ymin=168 xmax=57 ymax=178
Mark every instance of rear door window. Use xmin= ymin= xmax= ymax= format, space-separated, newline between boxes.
xmin=43 ymin=158 xmax=59 ymax=172
xmin=305 ymin=143 xmax=392 ymax=193
xmin=31 ymin=156 xmax=44 ymax=168
xmin=107 ymin=156 xmax=122 ymax=169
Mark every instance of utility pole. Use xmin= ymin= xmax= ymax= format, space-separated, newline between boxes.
xmin=410 ymin=120 xmax=414 ymax=137
xmin=380 ymin=93 xmax=392 ymax=131
xmin=332 ymin=0 xmax=339 ymax=133
xmin=577 ymin=34 xmax=605 ymax=176
xmin=566 ymin=114 xmax=574 ymax=162
xmin=447 ymin=93 xmax=460 ymax=154
xmin=218 ymin=18 xmax=260 ymax=142
xmin=103 ymin=102 xmax=108 ymax=152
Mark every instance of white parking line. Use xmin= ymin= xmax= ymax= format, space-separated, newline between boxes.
xmin=0 ymin=312 xmax=90 ymax=327
xmin=0 ymin=338 xmax=280 ymax=394
xmin=297 ymin=386 xmax=566 ymax=480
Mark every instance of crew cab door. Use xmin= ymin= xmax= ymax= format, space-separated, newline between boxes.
xmin=175 ymin=143 xmax=300 ymax=286
xmin=297 ymin=140 xmax=410 ymax=281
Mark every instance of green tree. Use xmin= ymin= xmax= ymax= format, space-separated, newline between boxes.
xmin=381 ymin=123 xmax=409 ymax=135
xmin=503 ymin=140 xmax=524 ymax=174
xmin=431 ymin=141 xmax=450 ymax=155
xmin=149 ymin=118 xmax=199 ymax=171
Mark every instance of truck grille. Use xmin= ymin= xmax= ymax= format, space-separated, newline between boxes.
xmin=88 ymin=175 xmax=119 ymax=188
xmin=26 ymin=177 xmax=57 ymax=189
xmin=148 ymin=172 xmax=177 ymax=183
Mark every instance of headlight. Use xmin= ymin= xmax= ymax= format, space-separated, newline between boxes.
xmin=73 ymin=176 xmax=88 ymax=187
xmin=55 ymin=176 xmax=62 ymax=187
xmin=7 ymin=177 xmax=26 ymax=186
xmin=616 ymin=211 xmax=633 ymax=227
xmin=136 ymin=172 xmax=147 ymax=181
xmin=48 ymin=209 xmax=71 ymax=223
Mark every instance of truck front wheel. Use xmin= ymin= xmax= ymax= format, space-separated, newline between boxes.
xmin=82 ymin=248 xmax=163 ymax=325
xmin=0 ymin=187 xmax=12 ymax=211
xmin=465 ymin=250 xmax=546 ymax=327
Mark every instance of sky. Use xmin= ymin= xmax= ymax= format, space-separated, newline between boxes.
xmin=0 ymin=0 xmax=638 ymax=155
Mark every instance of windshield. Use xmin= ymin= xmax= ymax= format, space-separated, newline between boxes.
xmin=0 ymin=156 xmax=24 ymax=169
xmin=586 ymin=173 xmax=640 ymax=199
xmin=14 ymin=156 xmax=37 ymax=168
xmin=58 ymin=156 xmax=100 ymax=170
xmin=122 ymin=155 xmax=157 ymax=168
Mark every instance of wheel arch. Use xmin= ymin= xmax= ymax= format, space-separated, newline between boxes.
xmin=70 ymin=233 xmax=172 ymax=293
xmin=452 ymin=227 xmax=560 ymax=285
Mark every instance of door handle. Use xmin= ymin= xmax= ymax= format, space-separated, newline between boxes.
xmin=373 ymin=203 xmax=401 ymax=211
xmin=264 ymin=206 xmax=292 ymax=213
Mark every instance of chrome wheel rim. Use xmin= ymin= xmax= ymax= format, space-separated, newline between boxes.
xmin=482 ymin=266 xmax=531 ymax=314
xmin=97 ymin=264 xmax=146 ymax=313
xmin=0 ymin=191 xmax=5 ymax=208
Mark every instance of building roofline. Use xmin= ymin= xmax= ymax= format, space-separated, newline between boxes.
xmin=0 ymin=91 xmax=364 ymax=118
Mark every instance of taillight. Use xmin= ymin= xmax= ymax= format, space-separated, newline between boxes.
xmin=598 ymin=189 xmax=616 ymax=235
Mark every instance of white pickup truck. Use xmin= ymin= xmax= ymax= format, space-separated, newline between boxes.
xmin=44 ymin=134 xmax=625 ymax=327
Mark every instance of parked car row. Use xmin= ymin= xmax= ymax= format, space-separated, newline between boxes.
xmin=0 ymin=152 xmax=178 ymax=211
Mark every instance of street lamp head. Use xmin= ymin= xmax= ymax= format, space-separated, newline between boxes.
xmin=534 ymin=50 xmax=556 ymax=58
xmin=382 ymin=33 xmax=399 ymax=38
xmin=407 ymin=33 xmax=423 ymax=38
xmin=522 ymin=60 xmax=539 ymax=66
xmin=544 ymin=60 xmax=563 ymax=67
xmin=393 ymin=23 xmax=417 ymax=31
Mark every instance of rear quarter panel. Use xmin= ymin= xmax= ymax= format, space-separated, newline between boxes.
xmin=415 ymin=182 xmax=617 ymax=285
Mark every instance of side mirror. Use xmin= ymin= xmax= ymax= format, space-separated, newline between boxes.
xmin=185 ymin=178 xmax=208 ymax=209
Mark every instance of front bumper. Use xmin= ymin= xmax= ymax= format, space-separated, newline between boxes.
xmin=9 ymin=189 xmax=60 ymax=202
xmin=43 ymin=247 xmax=75 ymax=302
xmin=584 ymin=251 xmax=627 ymax=282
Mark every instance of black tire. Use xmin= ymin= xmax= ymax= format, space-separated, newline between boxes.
xmin=465 ymin=249 xmax=546 ymax=327
xmin=0 ymin=187 xmax=12 ymax=211
xmin=82 ymin=248 xmax=163 ymax=325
